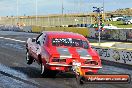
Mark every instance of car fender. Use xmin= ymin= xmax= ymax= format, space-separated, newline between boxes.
xmin=36 ymin=45 xmax=41 ymax=56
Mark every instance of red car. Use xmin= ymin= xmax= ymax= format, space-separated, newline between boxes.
xmin=26 ymin=31 xmax=102 ymax=77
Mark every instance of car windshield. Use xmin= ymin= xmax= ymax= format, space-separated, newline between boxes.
xmin=52 ymin=38 xmax=89 ymax=49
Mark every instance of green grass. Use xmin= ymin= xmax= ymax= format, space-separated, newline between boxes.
xmin=104 ymin=21 xmax=132 ymax=28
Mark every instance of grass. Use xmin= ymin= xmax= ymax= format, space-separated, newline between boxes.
xmin=104 ymin=21 xmax=132 ymax=28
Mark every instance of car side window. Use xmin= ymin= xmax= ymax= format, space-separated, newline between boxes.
xmin=43 ymin=35 xmax=46 ymax=44
xmin=36 ymin=33 xmax=45 ymax=46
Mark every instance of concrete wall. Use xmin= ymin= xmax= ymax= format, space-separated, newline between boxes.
xmin=31 ymin=26 xmax=42 ymax=33
xmin=88 ymin=28 xmax=132 ymax=42
xmin=23 ymin=26 xmax=32 ymax=32
xmin=30 ymin=26 xmax=90 ymax=37
xmin=22 ymin=26 xmax=90 ymax=37
xmin=92 ymin=46 xmax=132 ymax=65
xmin=0 ymin=25 xmax=22 ymax=31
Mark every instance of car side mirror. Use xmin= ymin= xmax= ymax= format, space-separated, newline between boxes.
xmin=32 ymin=38 xmax=36 ymax=42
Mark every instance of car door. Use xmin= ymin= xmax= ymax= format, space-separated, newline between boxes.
xmin=34 ymin=33 xmax=46 ymax=60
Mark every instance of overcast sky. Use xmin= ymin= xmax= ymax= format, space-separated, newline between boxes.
xmin=0 ymin=0 xmax=132 ymax=16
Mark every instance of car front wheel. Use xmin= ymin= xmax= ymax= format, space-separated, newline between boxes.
xmin=41 ymin=63 xmax=49 ymax=77
xmin=41 ymin=63 xmax=58 ymax=78
xmin=26 ymin=52 xmax=33 ymax=65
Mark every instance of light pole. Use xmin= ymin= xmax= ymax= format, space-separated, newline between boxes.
xmin=35 ymin=0 xmax=38 ymax=25
xmin=61 ymin=0 xmax=64 ymax=26
xmin=61 ymin=0 xmax=64 ymax=15
xmin=103 ymin=0 xmax=105 ymax=19
xmin=17 ymin=0 xmax=19 ymax=24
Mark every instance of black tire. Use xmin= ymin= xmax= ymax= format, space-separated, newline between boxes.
xmin=26 ymin=52 xmax=33 ymax=65
xmin=41 ymin=63 xmax=48 ymax=77
xmin=41 ymin=63 xmax=58 ymax=78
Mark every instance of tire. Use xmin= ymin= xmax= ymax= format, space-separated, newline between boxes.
xmin=41 ymin=63 xmax=58 ymax=78
xmin=26 ymin=52 xmax=33 ymax=65
xmin=41 ymin=63 xmax=50 ymax=77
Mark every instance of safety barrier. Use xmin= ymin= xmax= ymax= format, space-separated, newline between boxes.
xmin=31 ymin=26 xmax=43 ymax=33
xmin=88 ymin=28 xmax=132 ymax=42
xmin=92 ymin=45 xmax=132 ymax=66
xmin=2 ymin=25 xmax=89 ymax=37
xmin=31 ymin=26 xmax=89 ymax=37
xmin=23 ymin=26 xmax=32 ymax=32
xmin=0 ymin=25 xmax=23 ymax=31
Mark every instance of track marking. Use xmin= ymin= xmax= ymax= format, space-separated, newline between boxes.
xmin=0 ymin=37 xmax=26 ymax=43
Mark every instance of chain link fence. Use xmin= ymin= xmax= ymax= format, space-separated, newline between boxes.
xmin=0 ymin=15 xmax=93 ymax=27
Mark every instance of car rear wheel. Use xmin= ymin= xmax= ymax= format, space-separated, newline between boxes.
xmin=26 ymin=52 xmax=33 ymax=65
xmin=41 ymin=63 xmax=58 ymax=78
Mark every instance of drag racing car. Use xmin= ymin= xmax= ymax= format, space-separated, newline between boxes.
xmin=26 ymin=31 xmax=102 ymax=77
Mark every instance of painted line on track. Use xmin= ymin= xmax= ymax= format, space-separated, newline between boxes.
xmin=0 ymin=37 xmax=26 ymax=43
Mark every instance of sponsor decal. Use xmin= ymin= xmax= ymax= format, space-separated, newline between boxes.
xmin=84 ymin=74 xmax=130 ymax=83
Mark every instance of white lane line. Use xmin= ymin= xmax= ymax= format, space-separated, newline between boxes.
xmin=0 ymin=37 xmax=26 ymax=43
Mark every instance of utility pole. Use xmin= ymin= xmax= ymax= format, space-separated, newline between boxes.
xmin=61 ymin=0 xmax=64 ymax=26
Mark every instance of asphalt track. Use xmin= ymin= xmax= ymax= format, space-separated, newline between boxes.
xmin=0 ymin=31 xmax=132 ymax=88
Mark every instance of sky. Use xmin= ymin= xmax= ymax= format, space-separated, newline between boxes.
xmin=0 ymin=0 xmax=132 ymax=16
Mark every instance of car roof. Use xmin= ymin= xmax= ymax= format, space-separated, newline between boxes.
xmin=42 ymin=31 xmax=86 ymax=40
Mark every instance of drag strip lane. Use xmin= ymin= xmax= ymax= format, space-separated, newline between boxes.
xmin=0 ymin=37 xmax=74 ymax=88
xmin=0 ymin=66 xmax=43 ymax=88
xmin=0 ymin=31 xmax=132 ymax=88
xmin=0 ymin=37 xmax=26 ymax=43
